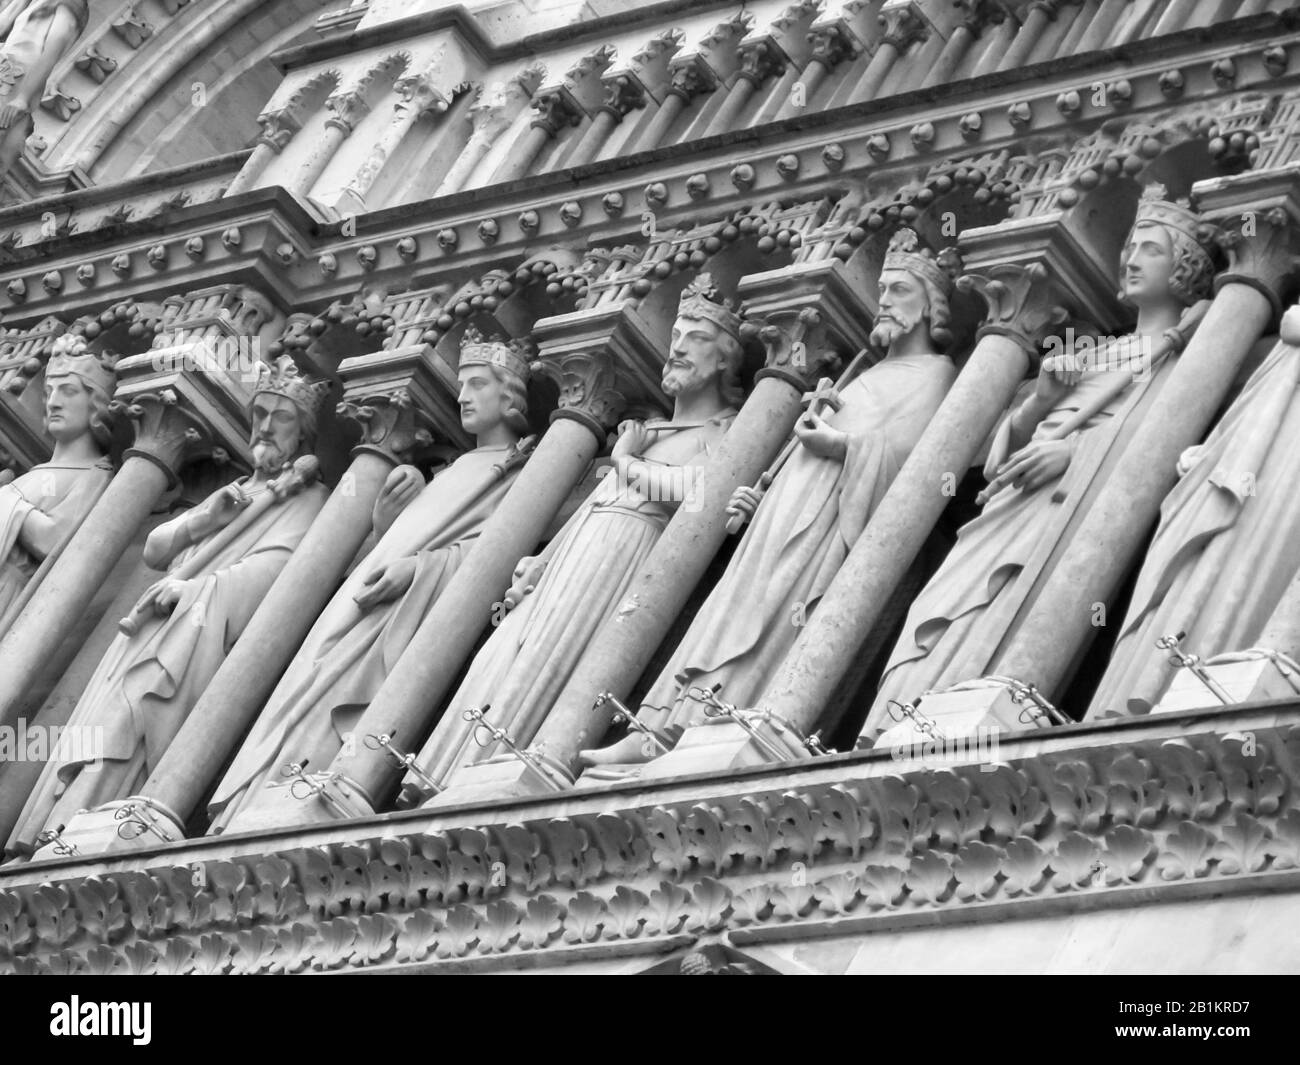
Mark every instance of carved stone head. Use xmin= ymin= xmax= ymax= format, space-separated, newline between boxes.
xmin=250 ymin=356 xmax=329 ymax=469
xmin=1120 ymin=186 xmax=1216 ymax=308
xmin=43 ymin=337 xmax=115 ymax=451
xmin=457 ymin=329 xmax=532 ymax=439
xmin=871 ymin=229 xmax=958 ymax=351
xmin=668 ymin=274 xmax=744 ymax=407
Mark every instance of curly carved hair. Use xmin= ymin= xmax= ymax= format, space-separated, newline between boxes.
xmin=1122 ymin=219 xmax=1216 ymax=307
xmin=488 ymin=363 xmax=531 ymax=437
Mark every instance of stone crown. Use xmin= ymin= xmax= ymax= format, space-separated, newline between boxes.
xmin=46 ymin=335 xmax=117 ymax=397
xmin=253 ymin=356 xmax=331 ymax=415
xmin=459 ymin=326 xmax=533 ymax=385
xmin=677 ymin=271 xmax=743 ymax=340
xmin=1133 ymin=182 xmax=1215 ymax=252
xmin=881 ymin=228 xmax=957 ymax=297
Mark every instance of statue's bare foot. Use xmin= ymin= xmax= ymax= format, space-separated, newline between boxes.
xmin=578 ymin=729 xmax=661 ymax=768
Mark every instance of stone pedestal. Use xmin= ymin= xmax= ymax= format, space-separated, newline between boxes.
xmin=30 ymin=797 xmax=184 ymax=862
xmin=636 ymin=717 xmax=811 ymax=782
xmin=1153 ymin=652 xmax=1300 ymax=714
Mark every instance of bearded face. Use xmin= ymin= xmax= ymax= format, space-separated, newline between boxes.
xmin=663 ymin=314 xmax=728 ymax=398
xmin=870 ymin=269 xmax=931 ymax=350
xmin=248 ymin=393 xmax=304 ymax=474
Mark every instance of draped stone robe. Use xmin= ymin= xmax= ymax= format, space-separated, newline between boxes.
xmin=0 ymin=458 xmax=111 ymax=624
xmin=407 ymin=412 xmax=736 ymax=790
xmin=7 ymin=476 xmax=327 ymax=853
xmin=1088 ymin=335 xmax=1300 ymax=716
xmin=207 ymin=447 xmax=525 ymax=829
xmin=864 ymin=336 xmax=1173 ymax=738
xmin=638 ymin=353 xmax=957 ymax=731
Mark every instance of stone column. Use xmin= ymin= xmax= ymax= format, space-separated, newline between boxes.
xmin=998 ymin=2 xmax=1057 ymax=71
xmin=435 ymin=66 xmax=543 ymax=197
xmin=735 ymin=220 xmax=1113 ymax=752
xmin=492 ymin=88 xmax=585 ymax=183
xmin=332 ymin=69 xmax=449 ymax=215
xmin=225 ymin=110 xmax=300 ymax=197
xmin=0 ymin=392 xmax=209 ymax=730
xmin=778 ymin=22 xmax=859 ymax=118
xmin=312 ymin=337 xmax=634 ymax=818
xmin=289 ymin=89 xmax=369 ymax=197
xmin=564 ymin=74 xmax=646 ymax=169
xmin=531 ymin=262 xmax=874 ymax=776
xmin=992 ymin=176 xmax=1300 ymax=704
xmin=136 ymin=349 xmax=453 ymax=832
xmin=638 ymin=61 xmax=713 ymax=149
xmin=1074 ymin=0 xmax=1129 ymax=52
xmin=709 ymin=41 xmax=785 ymax=133
xmin=848 ymin=3 xmax=928 ymax=104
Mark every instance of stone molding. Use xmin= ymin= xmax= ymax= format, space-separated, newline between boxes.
xmin=1 ymin=706 xmax=1295 ymax=974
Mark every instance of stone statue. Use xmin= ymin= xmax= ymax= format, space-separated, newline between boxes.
xmin=580 ymin=229 xmax=960 ymax=771
xmin=206 ymin=331 xmax=535 ymax=831
xmin=0 ymin=336 xmax=113 ymax=629
xmin=401 ymin=274 xmax=744 ymax=798
xmin=0 ymin=0 xmax=90 ymax=178
xmin=1086 ymin=302 xmax=1300 ymax=717
xmin=7 ymin=357 xmax=330 ymax=855
xmin=861 ymin=187 xmax=1217 ymax=739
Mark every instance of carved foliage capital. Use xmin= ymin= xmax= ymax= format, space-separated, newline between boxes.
xmin=112 ymin=390 xmax=215 ymax=478
xmin=807 ymin=23 xmax=860 ymax=69
xmin=599 ymin=75 xmax=647 ymax=121
xmin=533 ymin=350 xmax=626 ymax=432
xmin=737 ymin=41 xmax=787 ymax=87
xmin=337 ymin=388 xmax=434 ymax=464
xmin=958 ymin=261 xmax=1070 ymax=355
xmin=529 ymin=89 xmax=584 ymax=136
xmin=878 ymin=5 xmax=929 ymax=52
xmin=325 ymin=91 xmax=371 ymax=135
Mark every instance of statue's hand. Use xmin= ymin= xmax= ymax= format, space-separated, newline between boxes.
xmin=611 ymin=419 xmax=653 ymax=462
xmin=1033 ymin=354 xmax=1083 ymax=408
xmin=372 ymin=465 xmax=423 ymax=537
xmin=353 ymin=555 xmax=417 ymax=611
xmin=793 ymin=411 xmax=848 ymax=461
xmin=725 ymin=484 xmax=766 ymax=528
xmin=993 ymin=438 xmax=1072 ymax=495
xmin=503 ymin=555 xmax=545 ymax=611
xmin=151 ymin=578 xmax=192 ymax=616
xmin=0 ymin=104 xmax=24 ymax=131
xmin=195 ymin=482 xmax=250 ymax=538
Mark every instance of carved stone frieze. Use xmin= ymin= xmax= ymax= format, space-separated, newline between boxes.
xmin=1 ymin=711 xmax=1295 ymax=974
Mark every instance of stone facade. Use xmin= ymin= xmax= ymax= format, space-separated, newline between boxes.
xmin=0 ymin=0 xmax=1298 ymax=975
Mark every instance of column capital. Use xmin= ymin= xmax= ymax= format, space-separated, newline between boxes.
xmin=529 ymin=87 xmax=585 ymax=136
xmin=1194 ymin=167 xmax=1300 ymax=318
xmin=324 ymin=89 xmax=371 ymax=135
xmin=736 ymin=39 xmax=789 ymax=88
xmin=807 ymin=21 xmax=862 ymax=69
xmin=532 ymin=345 xmax=627 ymax=439
xmin=957 ymin=214 xmax=1123 ymax=358
xmin=597 ymin=73 xmax=647 ymax=122
xmin=336 ymin=343 xmax=461 ymax=462
xmin=393 ymin=68 xmax=451 ymax=122
xmin=953 ymin=0 xmax=1013 ymax=36
xmin=737 ymin=256 xmax=877 ymax=389
xmin=110 ymin=388 xmax=214 ymax=486
xmin=255 ymin=108 xmax=301 ymax=152
xmin=665 ymin=57 xmax=717 ymax=103
xmin=878 ymin=2 xmax=930 ymax=52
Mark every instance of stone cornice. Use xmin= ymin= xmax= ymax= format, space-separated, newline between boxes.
xmin=270 ymin=0 xmax=743 ymax=75
xmin=1 ymin=703 xmax=1296 ymax=974
xmin=0 ymin=17 xmax=1296 ymax=325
